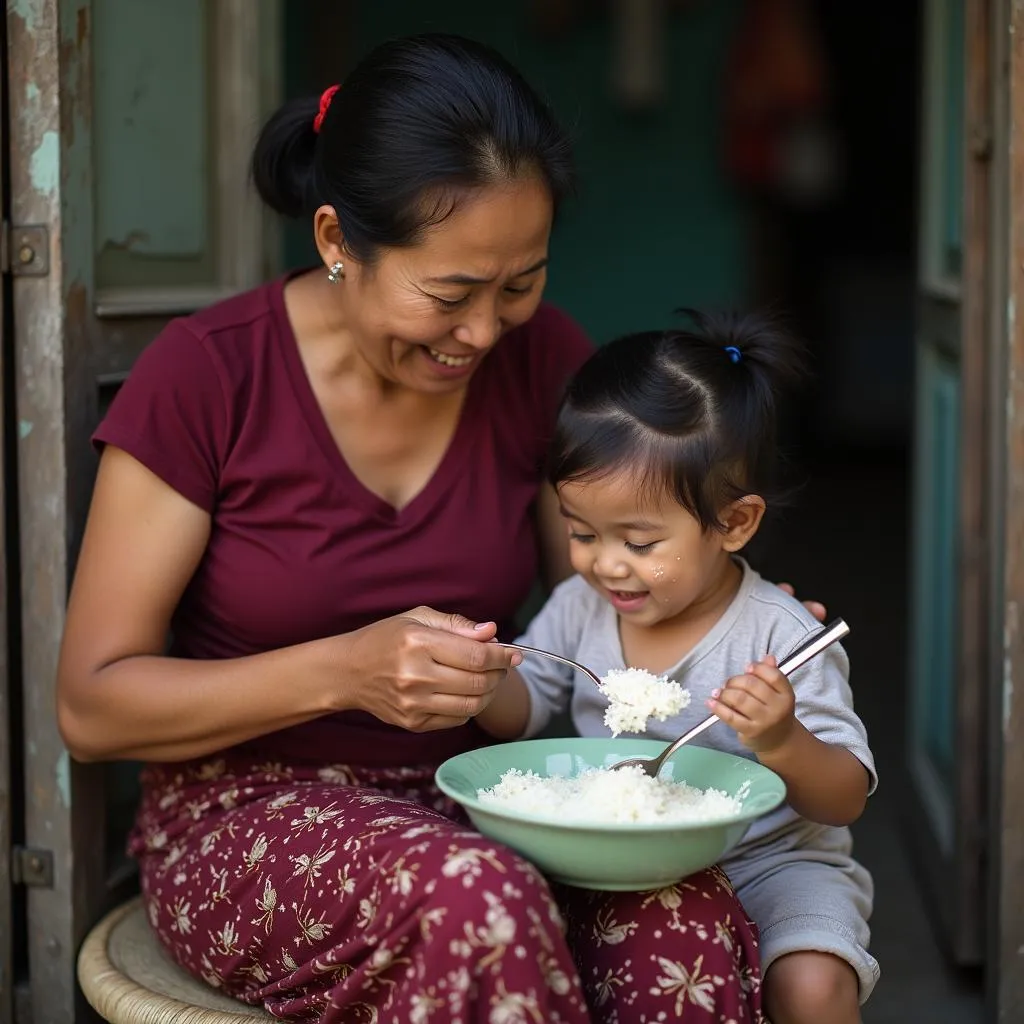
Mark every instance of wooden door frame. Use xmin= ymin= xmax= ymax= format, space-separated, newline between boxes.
xmin=0 ymin=6 xmax=14 ymax=1014
xmin=990 ymin=0 xmax=1024 ymax=1017
xmin=904 ymin=0 xmax=990 ymax=966
xmin=7 ymin=2 xmax=106 ymax=1021
xmin=953 ymin=0 xmax=992 ymax=968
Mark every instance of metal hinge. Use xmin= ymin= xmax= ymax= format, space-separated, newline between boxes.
xmin=0 ymin=222 xmax=49 ymax=276
xmin=11 ymin=846 xmax=54 ymax=888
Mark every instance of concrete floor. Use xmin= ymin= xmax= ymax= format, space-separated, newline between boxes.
xmin=752 ymin=450 xmax=985 ymax=1023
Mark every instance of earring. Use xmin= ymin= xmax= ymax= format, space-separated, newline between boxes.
xmin=327 ymin=261 xmax=344 ymax=284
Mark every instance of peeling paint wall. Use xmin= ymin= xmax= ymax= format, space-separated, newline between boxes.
xmin=7 ymin=1 xmax=107 ymax=1020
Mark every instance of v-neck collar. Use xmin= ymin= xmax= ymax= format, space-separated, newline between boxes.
xmin=270 ymin=272 xmax=486 ymax=526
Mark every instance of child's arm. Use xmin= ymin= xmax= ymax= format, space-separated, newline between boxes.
xmin=709 ymin=654 xmax=871 ymax=827
xmin=475 ymin=670 xmax=532 ymax=739
xmin=748 ymin=715 xmax=869 ymax=826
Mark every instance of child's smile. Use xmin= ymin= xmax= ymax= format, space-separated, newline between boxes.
xmin=606 ymin=588 xmax=650 ymax=614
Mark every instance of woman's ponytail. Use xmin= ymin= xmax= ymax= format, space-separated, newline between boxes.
xmin=250 ymin=95 xmax=321 ymax=219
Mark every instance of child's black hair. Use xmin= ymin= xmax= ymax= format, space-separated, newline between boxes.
xmin=546 ymin=310 xmax=807 ymax=531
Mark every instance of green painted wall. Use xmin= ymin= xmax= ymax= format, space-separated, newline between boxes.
xmin=285 ymin=2 xmax=747 ymax=344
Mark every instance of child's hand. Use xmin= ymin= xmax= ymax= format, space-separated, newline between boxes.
xmin=707 ymin=654 xmax=797 ymax=754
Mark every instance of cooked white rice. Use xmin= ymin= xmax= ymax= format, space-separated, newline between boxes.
xmin=600 ymin=667 xmax=691 ymax=736
xmin=477 ymin=765 xmax=746 ymax=824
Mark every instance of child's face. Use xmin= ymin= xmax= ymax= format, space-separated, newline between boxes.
xmin=558 ymin=472 xmax=762 ymax=629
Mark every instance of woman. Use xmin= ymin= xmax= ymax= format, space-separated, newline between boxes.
xmin=58 ymin=34 xmax=814 ymax=1023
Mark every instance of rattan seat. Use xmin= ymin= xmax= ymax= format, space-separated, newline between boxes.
xmin=77 ymin=897 xmax=275 ymax=1023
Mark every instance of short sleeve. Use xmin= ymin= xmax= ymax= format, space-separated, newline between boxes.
xmin=93 ymin=319 xmax=227 ymax=512
xmin=791 ymin=643 xmax=878 ymax=795
xmin=530 ymin=304 xmax=594 ymax=426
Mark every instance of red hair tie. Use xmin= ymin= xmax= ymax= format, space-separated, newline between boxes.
xmin=313 ymin=84 xmax=341 ymax=134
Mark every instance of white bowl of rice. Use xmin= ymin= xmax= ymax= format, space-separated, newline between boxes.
xmin=435 ymin=737 xmax=786 ymax=891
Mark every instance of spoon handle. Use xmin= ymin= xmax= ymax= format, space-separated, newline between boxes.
xmin=651 ymin=618 xmax=851 ymax=773
xmin=496 ymin=641 xmax=604 ymax=687
xmin=776 ymin=618 xmax=851 ymax=677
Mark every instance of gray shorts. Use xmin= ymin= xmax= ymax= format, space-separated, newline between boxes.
xmin=726 ymin=848 xmax=879 ymax=1004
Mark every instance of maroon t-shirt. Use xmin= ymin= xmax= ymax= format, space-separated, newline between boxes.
xmin=93 ymin=275 xmax=592 ymax=768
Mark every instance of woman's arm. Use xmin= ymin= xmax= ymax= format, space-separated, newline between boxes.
xmin=57 ymin=447 xmax=517 ymax=763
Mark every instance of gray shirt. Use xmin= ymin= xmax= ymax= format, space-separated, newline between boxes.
xmin=514 ymin=559 xmax=877 ymax=864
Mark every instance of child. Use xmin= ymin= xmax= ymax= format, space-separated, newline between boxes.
xmin=476 ymin=311 xmax=877 ymax=1024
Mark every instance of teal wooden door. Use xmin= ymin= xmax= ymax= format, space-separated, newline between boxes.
xmin=907 ymin=0 xmax=987 ymax=965
xmin=5 ymin=3 xmax=282 ymax=1019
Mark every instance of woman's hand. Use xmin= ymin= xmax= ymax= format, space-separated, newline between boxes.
xmin=775 ymin=582 xmax=826 ymax=623
xmin=707 ymin=655 xmax=796 ymax=754
xmin=340 ymin=609 xmax=522 ymax=733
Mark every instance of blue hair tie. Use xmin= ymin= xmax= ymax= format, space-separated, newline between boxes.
xmin=724 ymin=345 xmax=742 ymax=364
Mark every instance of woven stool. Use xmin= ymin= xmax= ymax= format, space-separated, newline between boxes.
xmin=78 ymin=897 xmax=275 ymax=1023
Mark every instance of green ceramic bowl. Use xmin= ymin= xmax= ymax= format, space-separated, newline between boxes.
xmin=435 ymin=737 xmax=786 ymax=891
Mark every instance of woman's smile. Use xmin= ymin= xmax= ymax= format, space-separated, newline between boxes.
xmin=426 ymin=347 xmax=475 ymax=368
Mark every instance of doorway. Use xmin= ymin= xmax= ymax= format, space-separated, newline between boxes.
xmin=2 ymin=1 xmax=1012 ymax=1020
xmin=283 ymin=2 xmax=980 ymax=1020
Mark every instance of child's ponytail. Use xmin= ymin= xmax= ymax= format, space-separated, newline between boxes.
xmin=674 ymin=307 xmax=808 ymax=395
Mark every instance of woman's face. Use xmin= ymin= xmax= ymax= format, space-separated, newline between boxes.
xmin=317 ymin=177 xmax=554 ymax=392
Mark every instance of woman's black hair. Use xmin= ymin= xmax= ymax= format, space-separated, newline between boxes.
xmin=251 ymin=33 xmax=575 ymax=261
xmin=546 ymin=311 xmax=807 ymax=531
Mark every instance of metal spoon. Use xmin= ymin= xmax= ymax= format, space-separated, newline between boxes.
xmin=611 ymin=617 xmax=851 ymax=778
xmin=496 ymin=642 xmax=604 ymax=687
